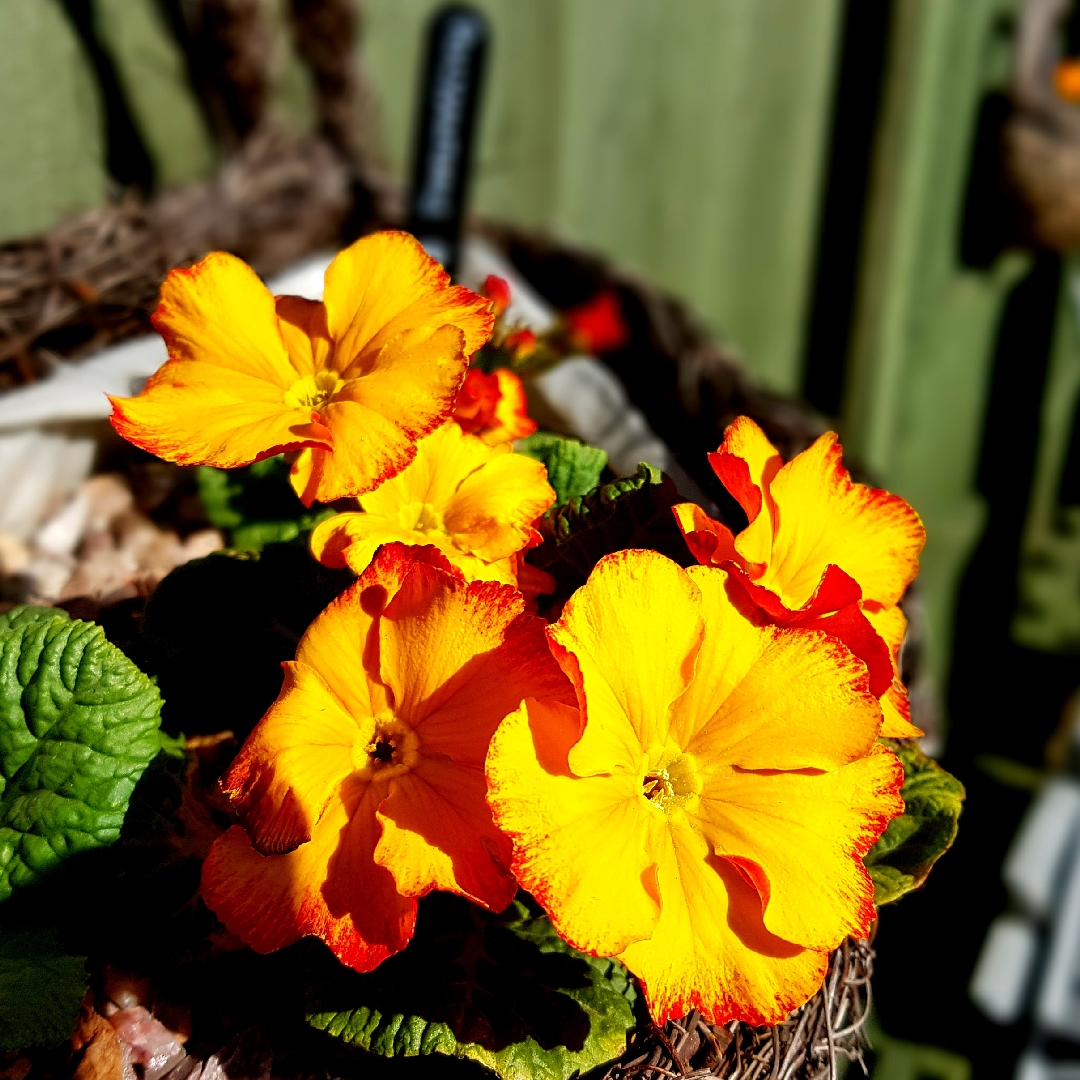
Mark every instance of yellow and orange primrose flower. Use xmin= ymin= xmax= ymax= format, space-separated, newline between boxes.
xmin=672 ymin=416 xmax=926 ymax=738
xmin=310 ymin=420 xmax=555 ymax=592
xmin=453 ymin=366 xmax=537 ymax=445
xmin=201 ymin=542 xmax=574 ymax=972
xmin=109 ymin=231 xmax=493 ymax=506
xmin=486 ymin=549 xmax=905 ymax=1026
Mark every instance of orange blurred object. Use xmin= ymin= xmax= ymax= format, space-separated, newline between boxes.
xmin=1055 ymin=58 xmax=1080 ymax=102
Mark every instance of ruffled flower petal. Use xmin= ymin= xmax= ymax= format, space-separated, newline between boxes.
xmin=150 ymin=251 xmax=299 ymax=384
xmin=864 ymin=604 xmax=923 ymax=738
xmin=322 ymin=230 xmax=492 ymax=374
xmin=486 ymin=698 xmax=662 ymax=956
xmin=201 ymin=779 xmax=416 ymax=972
xmin=693 ymin=744 xmax=904 ymax=951
xmin=375 ymin=756 xmax=516 ymax=909
xmin=378 ymin=564 xmax=573 ymax=766
xmin=221 ymin=661 xmax=366 ymax=855
xmin=442 ymin=448 xmax=553 ymax=561
xmin=310 ymin=421 xmax=553 ymax=583
xmin=736 ymin=428 xmax=925 ymax=611
xmin=547 ymin=550 xmax=705 ymax=775
xmin=289 ymin=324 xmax=470 ymax=504
xmin=674 ymin=568 xmax=883 ymax=768
xmin=617 ymin=821 xmax=829 ymax=1026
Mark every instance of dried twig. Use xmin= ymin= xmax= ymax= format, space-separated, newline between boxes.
xmin=603 ymin=939 xmax=874 ymax=1080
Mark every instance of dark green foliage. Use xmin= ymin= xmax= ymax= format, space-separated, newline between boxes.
xmin=0 ymin=607 xmax=163 ymax=902
xmin=527 ymin=463 xmax=693 ymax=608
xmin=306 ymin=894 xmax=636 ymax=1080
xmin=0 ymin=928 xmax=86 ymax=1051
xmin=139 ymin=543 xmax=353 ymax=739
xmin=515 ymin=434 xmax=608 ymax=505
xmin=865 ymin=740 xmax=965 ymax=905
xmin=197 ymin=457 xmax=335 ymax=551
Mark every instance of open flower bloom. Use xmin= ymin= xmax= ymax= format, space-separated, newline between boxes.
xmin=453 ymin=367 xmax=537 ymax=445
xmin=486 ymin=550 xmax=904 ymax=1026
xmin=201 ymin=543 xmax=573 ymax=972
xmin=672 ymin=417 xmax=925 ymax=738
xmin=109 ymin=231 xmax=493 ymax=506
xmin=310 ymin=421 xmax=555 ymax=589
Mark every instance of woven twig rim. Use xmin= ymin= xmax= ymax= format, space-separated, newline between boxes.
xmin=605 ymin=939 xmax=873 ymax=1080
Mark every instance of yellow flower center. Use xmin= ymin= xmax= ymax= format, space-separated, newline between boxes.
xmin=284 ymin=370 xmax=344 ymax=410
xmin=395 ymin=501 xmax=449 ymax=536
xmin=642 ymin=748 xmax=700 ymax=813
xmin=354 ymin=716 xmax=419 ymax=779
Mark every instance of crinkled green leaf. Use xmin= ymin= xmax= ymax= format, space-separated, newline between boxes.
xmin=526 ymin=463 xmax=693 ymax=609
xmin=197 ymin=457 xmax=335 ymax=552
xmin=305 ymin=894 xmax=636 ymax=1080
xmin=0 ymin=928 xmax=86 ymax=1050
xmin=515 ymin=433 xmax=608 ymax=505
xmin=0 ymin=606 xmax=163 ymax=902
xmin=865 ymin=740 xmax=965 ymax=905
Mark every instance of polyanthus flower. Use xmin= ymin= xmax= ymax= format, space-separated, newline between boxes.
xmin=310 ymin=420 xmax=554 ymax=589
xmin=109 ymin=231 xmax=493 ymax=506
xmin=453 ymin=367 xmax=537 ymax=444
xmin=486 ymin=549 xmax=904 ymax=1026
xmin=564 ymin=290 xmax=629 ymax=355
xmin=673 ymin=416 xmax=925 ymax=738
xmin=201 ymin=543 xmax=574 ymax=971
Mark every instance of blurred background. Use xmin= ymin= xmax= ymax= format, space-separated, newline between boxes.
xmin=7 ymin=0 xmax=1080 ymax=1076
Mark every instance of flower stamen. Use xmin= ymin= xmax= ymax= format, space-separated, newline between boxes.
xmin=284 ymin=370 xmax=344 ymax=410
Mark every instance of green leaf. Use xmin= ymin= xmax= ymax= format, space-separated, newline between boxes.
xmin=865 ymin=740 xmax=965 ymax=905
xmin=305 ymin=894 xmax=636 ymax=1080
xmin=0 ymin=928 xmax=86 ymax=1050
xmin=515 ymin=434 xmax=608 ymax=505
xmin=527 ymin=463 xmax=693 ymax=608
xmin=196 ymin=457 xmax=335 ymax=552
xmin=0 ymin=607 xmax=164 ymax=902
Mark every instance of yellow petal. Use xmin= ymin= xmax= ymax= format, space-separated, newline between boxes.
xmin=363 ymin=421 xmax=499 ymax=519
xmin=110 ymin=362 xmax=331 ymax=469
xmin=295 ymin=545 xmax=425 ymax=721
xmin=323 ymin=230 xmax=492 ymax=373
xmin=618 ymin=817 xmax=828 ymax=1026
xmin=677 ymin=567 xmax=882 ymax=769
xmin=289 ymin=325 xmax=470 ymax=504
xmin=276 ymin=295 xmax=332 ymax=377
xmin=443 ymin=449 xmax=553 ymax=561
xmin=748 ymin=431 xmax=926 ymax=609
xmin=862 ymin=603 xmax=923 ymax=737
xmin=548 ymin=550 xmax=705 ymax=776
xmin=706 ymin=418 xmax=784 ymax=580
xmin=201 ymin=779 xmax=417 ymax=972
xmin=151 ymin=251 xmax=299 ymax=384
xmin=378 ymin=566 xmax=573 ymax=766
xmin=221 ymin=660 xmax=366 ymax=854
xmin=375 ymin=755 xmax=516 ymax=910
xmin=693 ymin=744 xmax=904 ymax=951
xmin=486 ymin=698 xmax=662 ymax=955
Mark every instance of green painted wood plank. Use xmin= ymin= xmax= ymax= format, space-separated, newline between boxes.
xmin=359 ymin=0 xmax=843 ymax=394
xmin=843 ymin=0 xmax=1025 ymax=704
xmin=93 ymin=0 xmax=216 ymax=189
xmin=0 ymin=0 xmax=107 ymax=242
xmin=1013 ymin=261 xmax=1080 ymax=652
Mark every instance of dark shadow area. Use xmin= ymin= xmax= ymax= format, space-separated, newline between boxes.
xmin=874 ymin=253 xmax=1080 ymax=1077
xmin=57 ymin=0 xmax=156 ymax=194
xmin=958 ymin=91 xmax=1026 ymax=270
xmin=138 ymin=542 xmax=354 ymax=739
xmin=302 ymin=893 xmax=593 ymax=1054
xmin=801 ymin=0 xmax=894 ymax=418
